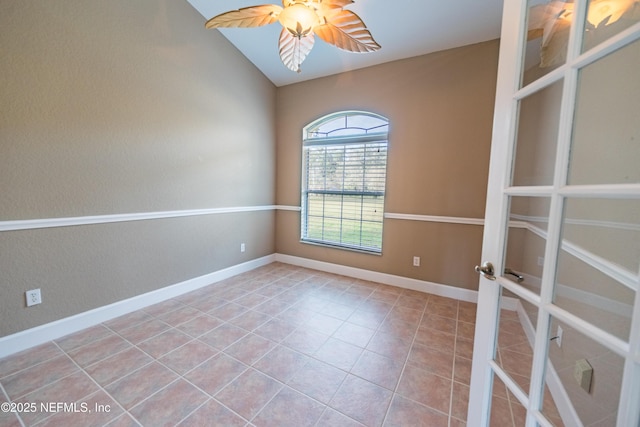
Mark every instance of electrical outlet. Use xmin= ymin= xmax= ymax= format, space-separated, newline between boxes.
xmin=413 ymin=256 xmax=420 ymax=267
xmin=25 ymin=289 xmax=42 ymax=307
xmin=537 ymin=256 xmax=544 ymax=266
xmin=240 ymin=243 xmax=246 ymax=253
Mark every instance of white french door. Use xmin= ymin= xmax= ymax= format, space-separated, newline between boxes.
xmin=468 ymin=0 xmax=640 ymax=426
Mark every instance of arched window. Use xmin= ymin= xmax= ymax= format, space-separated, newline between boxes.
xmin=301 ymin=111 xmax=389 ymax=253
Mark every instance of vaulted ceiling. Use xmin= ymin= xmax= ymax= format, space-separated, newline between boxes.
xmin=187 ymin=0 xmax=504 ymax=86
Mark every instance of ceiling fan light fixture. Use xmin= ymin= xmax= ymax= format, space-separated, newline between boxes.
xmin=527 ymin=0 xmax=639 ymax=67
xmin=586 ymin=0 xmax=635 ymax=27
xmin=204 ymin=0 xmax=380 ymax=73
xmin=278 ymin=3 xmax=320 ymax=38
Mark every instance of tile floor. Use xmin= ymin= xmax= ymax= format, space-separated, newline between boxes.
xmin=0 ymin=262 xmax=487 ymax=427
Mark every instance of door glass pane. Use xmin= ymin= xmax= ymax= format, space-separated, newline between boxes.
xmin=544 ymin=316 xmax=625 ymax=425
xmin=491 ymin=372 xmax=525 ymax=426
xmin=495 ymin=295 xmax=533 ymax=409
xmin=506 ymin=196 xmax=552 ymax=297
xmin=582 ymin=0 xmax=640 ymax=53
xmin=523 ymin=0 xmax=571 ymax=86
xmin=513 ymin=80 xmax=563 ymax=186
xmin=569 ymin=39 xmax=640 ymax=185
xmin=554 ymin=198 xmax=638 ymax=341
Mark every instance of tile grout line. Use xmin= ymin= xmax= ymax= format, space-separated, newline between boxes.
xmin=307 ymin=278 xmax=395 ymax=427
xmin=70 ymin=323 xmax=193 ymax=425
xmin=0 ymin=380 xmax=27 ymax=427
xmin=382 ymin=296 xmax=462 ymax=424
xmin=449 ymin=301 xmax=460 ymax=427
xmin=173 ymin=361 xmax=252 ymax=425
xmin=2 ymin=342 xmax=110 ymax=426
xmin=379 ymin=291 xmax=430 ymax=426
xmin=126 ymin=279 xmax=268 ymax=425
xmin=161 ymin=271 xmax=318 ymax=425
xmin=288 ymin=278 xmax=375 ymax=427
xmin=53 ymin=340 xmax=133 ymax=427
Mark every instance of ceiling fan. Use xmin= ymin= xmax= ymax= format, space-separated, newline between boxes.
xmin=204 ymin=0 xmax=381 ymax=73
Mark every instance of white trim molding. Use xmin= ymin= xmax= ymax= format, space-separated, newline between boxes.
xmin=384 ymin=212 xmax=485 ymax=226
xmin=275 ymin=205 xmax=301 ymax=212
xmin=0 ymin=206 xmax=278 ymax=232
xmin=2 ymin=206 xmax=490 ymax=232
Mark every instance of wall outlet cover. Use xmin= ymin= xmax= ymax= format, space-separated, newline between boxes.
xmin=26 ymin=289 xmax=42 ymax=307
xmin=573 ymin=358 xmax=593 ymax=393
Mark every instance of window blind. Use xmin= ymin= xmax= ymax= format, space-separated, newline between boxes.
xmin=302 ymin=138 xmax=388 ymax=252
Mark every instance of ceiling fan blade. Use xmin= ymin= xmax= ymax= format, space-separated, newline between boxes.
xmin=314 ymin=9 xmax=380 ymax=53
xmin=279 ymin=28 xmax=315 ymax=72
xmin=320 ymin=0 xmax=355 ymax=8
xmin=205 ymin=5 xmax=282 ymax=29
xmin=526 ymin=2 xmax=570 ymax=41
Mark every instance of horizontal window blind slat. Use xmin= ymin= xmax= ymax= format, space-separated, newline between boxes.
xmin=305 ymin=190 xmax=385 ymax=196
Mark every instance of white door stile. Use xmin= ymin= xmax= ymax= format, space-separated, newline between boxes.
xmin=467 ymin=0 xmax=528 ymax=423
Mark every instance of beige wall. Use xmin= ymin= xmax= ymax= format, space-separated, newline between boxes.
xmin=275 ymin=40 xmax=499 ymax=290
xmin=0 ymin=0 xmax=276 ymax=337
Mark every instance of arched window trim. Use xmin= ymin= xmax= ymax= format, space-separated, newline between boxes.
xmin=304 ymin=110 xmax=389 ymax=141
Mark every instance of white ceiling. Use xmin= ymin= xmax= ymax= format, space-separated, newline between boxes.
xmin=187 ymin=0 xmax=504 ymax=87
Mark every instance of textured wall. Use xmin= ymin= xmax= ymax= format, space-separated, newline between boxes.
xmin=0 ymin=0 xmax=276 ymax=337
xmin=275 ymin=40 xmax=499 ymax=290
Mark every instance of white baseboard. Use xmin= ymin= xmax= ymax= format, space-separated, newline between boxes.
xmin=275 ymin=253 xmax=484 ymax=303
xmin=0 ymin=255 xmax=275 ymax=359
